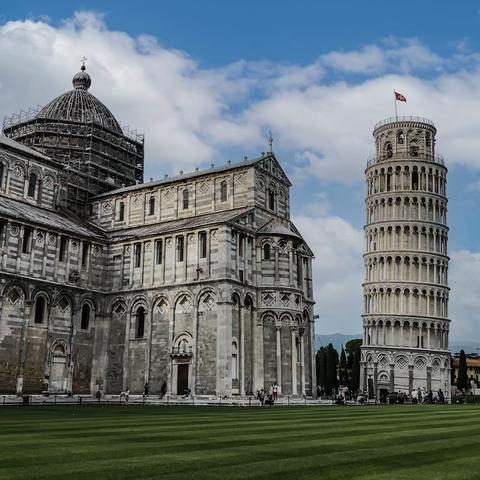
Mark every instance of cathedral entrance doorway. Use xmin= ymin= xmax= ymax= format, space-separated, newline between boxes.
xmin=177 ymin=364 xmax=189 ymax=395
xmin=50 ymin=344 xmax=68 ymax=392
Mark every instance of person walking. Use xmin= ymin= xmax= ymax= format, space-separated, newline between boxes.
xmin=144 ymin=382 xmax=150 ymax=398
xmin=125 ymin=387 xmax=130 ymax=405
xmin=273 ymin=384 xmax=278 ymax=401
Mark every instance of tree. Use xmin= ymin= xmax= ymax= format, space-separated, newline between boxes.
xmin=351 ymin=348 xmax=361 ymax=392
xmin=316 ymin=347 xmax=327 ymax=391
xmin=457 ymin=350 xmax=469 ymax=391
xmin=346 ymin=339 xmax=362 ymax=392
xmin=325 ymin=343 xmax=339 ymax=392
xmin=339 ymin=346 xmax=348 ymax=386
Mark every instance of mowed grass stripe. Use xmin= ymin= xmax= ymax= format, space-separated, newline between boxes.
xmin=0 ymin=406 xmax=479 ymax=480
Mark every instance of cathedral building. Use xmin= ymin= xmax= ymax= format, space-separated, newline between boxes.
xmin=361 ymin=116 xmax=451 ymax=400
xmin=0 ymin=65 xmax=315 ymax=397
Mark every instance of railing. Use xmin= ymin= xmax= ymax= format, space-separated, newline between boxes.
xmin=3 ymin=108 xmax=144 ymax=143
xmin=366 ymin=151 xmax=445 ymax=167
xmin=374 ymin=116 xmax=435 ymax=130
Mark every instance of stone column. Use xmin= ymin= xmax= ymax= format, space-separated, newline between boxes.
xmin=240 ymin=305 xmax=245 ymax=396
xmin=361 ymin=362 xmax=368 ymax=393
xmin=426 ymin=366 xmax=432 ymax=391
xmin=276 ymin=325 xmax=282 ymax=394
xmin=300 ymin=331 xmax=306 ymax=395
xmin=389 ymin=364 xmax=395 ymax=393
xmin=253 ymin=309 xmax=264 ymax=392
xmin=291 ymin=327 xmax=297 ymax=395
xmin=408 ymin=365 xmax=414 ymax=397
xmin=373 ymin=362 xmax=378 ymax=399
xmin=191 ymin=304 xmax=199 ymax=396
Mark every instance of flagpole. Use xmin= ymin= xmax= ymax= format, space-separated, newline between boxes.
xmin=393 ymin=90 xmax=398 ymax=119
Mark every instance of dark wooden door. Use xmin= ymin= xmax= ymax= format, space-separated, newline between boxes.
xmin=177 ymin=364 xmax=189 ymax=395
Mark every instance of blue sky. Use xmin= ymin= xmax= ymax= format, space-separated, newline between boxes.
xmin=1 ymin=2 xmax=480 ymax=339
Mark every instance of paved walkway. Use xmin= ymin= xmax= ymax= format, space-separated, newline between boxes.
xmin=0 ymin=393 xmax=371 ymax=407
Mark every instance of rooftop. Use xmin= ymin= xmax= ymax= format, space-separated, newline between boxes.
xmin=111 ymin=207 xmax=253 ymax=241
xmin=0 ymin=134 xmax=51 ymax=162
xmin=36 ymin=65 xmax=123 ymax=134
xmin=374 ymin=116 xmax=435 ymax=131
xmin=0 ymin=195 xmax=104 ymax=239
xmin=93 ymin=154 xmax=271 ymax=199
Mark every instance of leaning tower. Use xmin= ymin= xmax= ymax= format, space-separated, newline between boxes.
xmin=361 ymin=116 xmax=451 ymax=401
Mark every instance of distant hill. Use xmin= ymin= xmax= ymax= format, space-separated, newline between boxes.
xmin=314 ymin=334 xmax=480 ymax=355
xmin=450 ymin=340 xmax=480 ymax=355
xmin=315 ymin=333 xmax=361 ymax=352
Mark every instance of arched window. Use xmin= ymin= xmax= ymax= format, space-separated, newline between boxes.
xmin=263 ymin=243 xmax=271 ymax=260
xmin=397 ymin=131 xmax=404 ymax=144
xmin=136 ymin=307 xmax=145 ymax=338
xmin=385 ymin=143 xmax=393 ymax=158
xmin=118 ymin=202 xmax=125 ymax=221
xmin=412 ymin=170 xmax=419 ymax=190
xmin=220 ymin=181 xmax=227 ymax=202
xmin=410 ymin=140 xmax=419 ymax=157
xmin=34 ymin=296 xmax=46 ymax=324
xmin=426 ymin=132 xmax=431 ymax=147
xmin=183 ymin=189 xmax=189 ymax=210
xmin=0 ymin=163 xmax=4 ymax=188
xmin=27 ymin=173 xmax=37 ymax=198
xmin=81 ymin=304 xmax=91 ymax=330
xmin=148 ymin=196 xmax=155 ymax=216
xmin=268 ymin=189 xmax=275 ymax=210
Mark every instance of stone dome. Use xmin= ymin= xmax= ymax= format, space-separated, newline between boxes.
xmin=36 ymin=66 xmax=122 ymax=133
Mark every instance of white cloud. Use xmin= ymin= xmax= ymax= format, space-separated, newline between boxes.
xmin=448 ymin=250 xmax=480 ymax=340
xmin=293 ymin=214 xmax=364 ymax=334
xmin=1 ymin=12 xmax=480 ymax=339
xmin=3 ymin=13 xmax=480 ymax=185
xmin=321 ymin=39 xmax=443 ymax=75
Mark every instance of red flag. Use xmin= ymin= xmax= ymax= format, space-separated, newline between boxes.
xmin=394 ymin=91 xmax=407 ymax=102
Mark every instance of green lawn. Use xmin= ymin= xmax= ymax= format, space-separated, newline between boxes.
xmin=0 ymin=405 xmax=479 ymax=479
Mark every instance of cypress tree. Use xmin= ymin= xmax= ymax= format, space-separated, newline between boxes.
xmin=457 ymin=350 xmax=469 ymax=390
xmin=325 ymin=343 xmax=339 ymax=392
xmin=346 ymin=339 xmax=362 ymax=392
xmin=339 ymin=346 xmax=347 ymax=386
xmin=316 ymin=347 xmax=328 ymax=391
xmin=351 ymin=349 xmax=361 ymax=392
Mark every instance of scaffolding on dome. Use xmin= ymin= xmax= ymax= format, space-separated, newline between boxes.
xmin=3 ymin=107 xmax=144 ymax=214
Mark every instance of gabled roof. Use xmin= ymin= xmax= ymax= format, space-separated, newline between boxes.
xmin=0 ymin=195 xmax=104 ymax=240
xmin=0 ymin=135 xmax=51 ymax=162
xmin=257 ymin=218 xmax=303 ymax=240
xmin=111 ymin=207 xmax=254 ymax=241
xmin=93 ymin=152 xmax=291 ymax=199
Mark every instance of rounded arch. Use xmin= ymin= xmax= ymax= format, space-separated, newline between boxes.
xmin=2 ymin=280 xmax=28 ymax=299
xmin=244 ymin=293 xmax=255 ymax=309
xmin=130 ymin=294 xmax=149 ymax=315
xmin=152 ymin=294 xmax=169 ymax=314
xmin=197 ymin=289 xmax=217 ymax=312
xmin=55 ymin=292 xmax=75 ymax=312
xmin=260 ymin=310 xmax=277 ymax=326
xmin=51 ymin=338 xmax=70 ymax=356
xmin=279 ymin=312 xmax=293 ymax=327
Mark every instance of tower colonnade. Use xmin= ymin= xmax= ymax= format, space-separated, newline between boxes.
xmin=361 ymin=116 xmax=451 ymax=401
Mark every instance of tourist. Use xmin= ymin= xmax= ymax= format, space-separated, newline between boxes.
xmin=257 ymin=389 xmax=265 ymax=407
xmin=273 ymin=384 xmax=278 ymax=401
xmin=144 ymin=382 xmax=150 ymax=397
xmin=438 ymin=389 xmax=445 ymax=405
xmin=159 ymin=381 xmax=167 ymax=399
xmin=417 ymin=388 xmax=422 ymax=404
xmin=125 ymin=387 xmax=130 ymax=405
